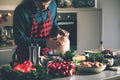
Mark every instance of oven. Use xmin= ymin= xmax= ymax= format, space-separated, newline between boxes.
xmin=56 ymin=13 xmax=77 ymax=50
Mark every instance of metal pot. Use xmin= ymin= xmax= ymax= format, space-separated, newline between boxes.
xmin=3 ymin=26 xmax=13 ymax=40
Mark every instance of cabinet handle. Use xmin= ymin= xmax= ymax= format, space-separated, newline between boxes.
xmin=0 ymin=49 xmax=12 ymax=52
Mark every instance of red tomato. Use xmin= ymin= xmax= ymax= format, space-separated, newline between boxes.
xmin=24 ymin=60 xmax=32 ymax=67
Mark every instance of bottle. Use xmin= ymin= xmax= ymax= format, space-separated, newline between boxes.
xmin=99 ymin=41 xmax=104 ymax=52
xmin=36 ymin=44 xmax=41 ymax=64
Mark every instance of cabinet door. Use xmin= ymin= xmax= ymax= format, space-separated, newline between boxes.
xmin=0 ymin=49 xmax=15 ymax=65
xmin=77 ymin=10 xmax=102 ymax=52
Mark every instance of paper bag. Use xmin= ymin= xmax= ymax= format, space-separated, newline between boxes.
xmin=54 ymin=35 xmax=70 ymax=54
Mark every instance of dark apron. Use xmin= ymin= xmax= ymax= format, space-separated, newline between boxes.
xmin=13 ymin=10 xmax=52 ymax=63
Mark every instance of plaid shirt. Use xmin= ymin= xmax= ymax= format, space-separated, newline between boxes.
xmin=13 ymin=0 xmax=59 ymax=46
xmin=13 ymin=0 xmax=59 ymax=63
xmin=31 ymin=11 xmax=52 ymax=38
xmin=31 ymin=10 xmax=52 ymax=55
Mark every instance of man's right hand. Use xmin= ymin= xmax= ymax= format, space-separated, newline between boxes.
xmin=46 ymin=37 xmax=61 ymax=49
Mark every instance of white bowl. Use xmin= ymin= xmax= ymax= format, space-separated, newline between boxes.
xmin=77 ymin=63 xmax=106 ymax=74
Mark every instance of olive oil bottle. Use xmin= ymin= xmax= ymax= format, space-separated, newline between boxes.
xmin=99 ymin=41 xmax=104 ymax=52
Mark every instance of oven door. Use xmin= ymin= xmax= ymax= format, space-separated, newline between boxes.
xmin=58 ymin=21 xmax=77 ymax=50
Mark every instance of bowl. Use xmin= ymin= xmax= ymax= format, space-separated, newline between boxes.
xmin=77 ymin=62 xmax=106 ymax=74
xmin=103 ymin=58 xmax=114 ymax=67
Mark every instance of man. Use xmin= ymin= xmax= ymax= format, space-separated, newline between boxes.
xmin=12 ymin=0 xmax=69 ymax=63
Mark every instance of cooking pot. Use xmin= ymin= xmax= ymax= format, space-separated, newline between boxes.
xmin=3 ymin=26 xmax=13 ymax=40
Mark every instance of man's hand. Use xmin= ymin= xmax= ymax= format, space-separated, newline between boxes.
xmin=46 ymin=37 xmax=61 ymax=49
xmin=57 ymin=28 xmax=69 ymax=37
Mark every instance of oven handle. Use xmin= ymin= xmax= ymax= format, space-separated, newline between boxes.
xmin=58 ymin=22 xmax=75 ymax=25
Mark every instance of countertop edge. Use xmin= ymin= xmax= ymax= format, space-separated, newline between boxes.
xmin=0 ymin=45 xmax=16 ymax=50
xmin=57 ymin=8 xmax=102 ymax=11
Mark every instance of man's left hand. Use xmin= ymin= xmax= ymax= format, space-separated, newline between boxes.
xmin=58 ymin=28 xmax=70 ymax=37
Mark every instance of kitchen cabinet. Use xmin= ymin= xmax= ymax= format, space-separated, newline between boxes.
xmin=77 ymin=8 xmax=102 ymax=52
xmin=57 ymin=8 xmax=102 ymax=53
xmin=0 ymin=46 xmax=16 ymax=65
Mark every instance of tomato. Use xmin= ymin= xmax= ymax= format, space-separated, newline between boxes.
xmin=24 ymin=60 xmax=32 ymax=67
xmin=13 ymin=60 xmax=36 ymax=73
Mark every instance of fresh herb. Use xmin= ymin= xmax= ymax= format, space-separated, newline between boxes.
xmin=0 ymin=65 xmax=50 ymax=80
xmin=87 ymin=52 xmax=104 ymax=62
xmin=61 ymin=49 xmax=76 ymax=61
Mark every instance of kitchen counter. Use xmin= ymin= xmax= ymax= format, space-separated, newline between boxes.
xmin=0 ymin=45 xmax=16 ymax=50
xmin=0 ymin=64 xmax=119 ymax=80
xmin=0 ymin=45 xmax=16 ymax=65
xmin=0 ymin=64 xmax=120 ymax=80
xmin=0 ymin=46 xmax=120 ymax=80
xmin=52 ymin=70 xmax=120 ymax=80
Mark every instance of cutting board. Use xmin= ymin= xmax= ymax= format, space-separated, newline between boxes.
xmin=108 ymin=66 xmax=120 ymax=71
